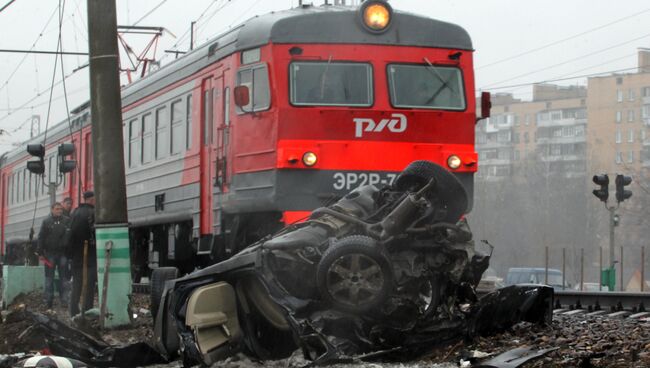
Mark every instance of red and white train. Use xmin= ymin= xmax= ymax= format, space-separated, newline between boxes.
xmin=0 ymin=1 xmax=485 ymax=276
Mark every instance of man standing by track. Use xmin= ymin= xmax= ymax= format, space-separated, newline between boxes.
xmin=68 ymin=191 xmax=96 ymax=317
xmin=37 ymin=202 xmax=71 ymax=309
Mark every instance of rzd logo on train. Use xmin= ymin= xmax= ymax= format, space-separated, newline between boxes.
xmin=353 ymin=113 xmax=407 ymax=138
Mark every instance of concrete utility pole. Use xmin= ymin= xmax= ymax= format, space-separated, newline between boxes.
xmin=609 ymin=206 xmax=616 ymax=269
xmin=87 ymin=0 xmax=131 ymax=328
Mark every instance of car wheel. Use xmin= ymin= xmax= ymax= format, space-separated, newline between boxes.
xmin=150 ymin=267 xmax=178 ymax=317
xmin=316 ymin=236 xmax=393 ymax=313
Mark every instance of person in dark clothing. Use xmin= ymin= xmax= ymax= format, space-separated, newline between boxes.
xmin=62 ymin=197 xmax=73 ymax=217
xmin=37 ymin=202 xmax=71 ymax=309
xmin=68 ymin=191 xmax=96 ymax=317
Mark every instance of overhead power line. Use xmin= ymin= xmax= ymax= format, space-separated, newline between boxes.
xmin=479 ymin=66 xmax=640 ymax=91
xmin=0 ymin=4 xmax=59 ymax=94
xmin=480 ymin=32 xmax=650 ymax=89
xmin=133 ymin=0 xmax=169 ymax=26
xmin=0 ymin=49 xmax=87 ymax=56
xmin=478 ymin=7 xmax=650 ymax=70
xmin=0 ymin=0 xmax=16 ymax=14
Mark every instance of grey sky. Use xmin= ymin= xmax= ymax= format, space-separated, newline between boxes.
xmin=1 ymin=0 xmax=648 ymax=154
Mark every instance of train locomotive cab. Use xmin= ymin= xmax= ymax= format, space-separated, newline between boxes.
xmin=214 ymin=1 xmax=478 ymax=257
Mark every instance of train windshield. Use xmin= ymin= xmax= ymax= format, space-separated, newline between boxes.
xmin=388 ymin=64 xmax=465 ymax=110
xmin=290 ymin=62 xmax=373 ymax=106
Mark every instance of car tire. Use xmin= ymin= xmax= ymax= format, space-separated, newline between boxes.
xmin=150 ymin=267 xmax=179 ymax=317
xmin=394 ymin=160 xmax=468 ymax=223
xmin=316 ymin=236 xmax=393 ymax=313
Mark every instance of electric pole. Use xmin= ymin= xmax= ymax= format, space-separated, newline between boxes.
xmin=87 ymin=0 xmax=131 ymax=328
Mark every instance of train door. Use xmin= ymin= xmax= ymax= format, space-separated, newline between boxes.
xmin=197 ymin=77 xmax=214 ymax=255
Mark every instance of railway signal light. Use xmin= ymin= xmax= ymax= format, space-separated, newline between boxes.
xmin=58 ymin=143 xmax=76 ymax=173
xmin=615 ymin=174 xmax=632 ymax=203
xmin=592 ymin=174 xmax=609 ymax=202
xmin=26 ymin=144 xmax=45 ymax=174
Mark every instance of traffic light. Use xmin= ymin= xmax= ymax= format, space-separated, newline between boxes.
xmin=58 ymin=143 xmax=76 ymax=173
xmin=26 ymin=144 xmax=45 ymax=174
xmin=592 ymin=174 xmax=609 ymax=202
xmin=615 ymin=174 xmax=632 ymax=203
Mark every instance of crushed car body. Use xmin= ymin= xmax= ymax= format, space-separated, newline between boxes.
xmin=151 ymin=161 xmax=554 ymax=366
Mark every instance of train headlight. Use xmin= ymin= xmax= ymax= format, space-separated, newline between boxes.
xmin=447 ymin=155 xmax=461 ymax=169
xmin=303 ymin=152 xmax=318 ymax=167
xmin=360 ymin=1 xmax=392 ymax=33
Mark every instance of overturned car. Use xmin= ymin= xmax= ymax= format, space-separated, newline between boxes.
xmin=151 ymin=161 xmax=553 ymax=366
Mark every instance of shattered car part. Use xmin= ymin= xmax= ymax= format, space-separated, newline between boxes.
xmin=151 ymin=161 xmax=553 ymax=366
xmin=472 ymin=346 xmax=559 ymax=368
xmin=24 ymin=312 xmax=166 ymax=367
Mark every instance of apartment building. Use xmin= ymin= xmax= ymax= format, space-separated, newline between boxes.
xmin=476 ymin=85 xmax=587 ymax=181
xmin=586 ymin=50 xmax=650 ymax=176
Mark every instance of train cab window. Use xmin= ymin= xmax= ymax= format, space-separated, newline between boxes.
xmin=142 ymin=113 xmax=153 ymax=164
xmin=387 ymin=64 xmax=465 ymax=110
xmin=129 ymin=119 xmax=140 ymax=167
xmin=156 ymin=106 xmax=169 ymax=159
xmin=171 ymin=99 xmax=184 ymax=155
xmin=236 ymin=64 xmax=270 ymax=113
xmin=290 ymin=62 xmax=373 ymax=106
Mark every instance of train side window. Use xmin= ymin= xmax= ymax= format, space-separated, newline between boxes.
xmin=224 ymin=87 xmax=230 ymax=126
xmin=156 ymin=106 xmax=169 ymax=159
xmin=142 ymin=113 xmax=153 ymax=164
xmin=23 ymin=169 xmax=28 ymax=202
xmin=186 ymin=95 xmax=192 ymax=150
xmin=129 ymin=119 xmax=140 ymax=167
xmin=171 ymin=99 xmax=184 ymax=155
xmin=12 ymin=173 xmax=16 ymax=204
xmin=85 ymin=138 xmax=93 ymax=183
xmin=10 ymin=173 xmax=14 ymax=204
xmin=16 ymin=171 xmax=21 ymax=203
xmin=236 ymin=64 xmax=270 ymax=114
xmin=203 ymin=89 xmax=213 ymax=145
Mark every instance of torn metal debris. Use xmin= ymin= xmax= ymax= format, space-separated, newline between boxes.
xmin=148 ymin=161 xmax=554 ymax=366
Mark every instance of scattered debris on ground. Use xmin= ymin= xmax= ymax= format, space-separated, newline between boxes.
xmin=0 ymin=291 xmax=154 ymax=356
xmin=3 ymin=290 xmax=650 ymax=367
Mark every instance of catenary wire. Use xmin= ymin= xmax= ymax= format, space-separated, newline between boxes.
xmin=478 ymin=7 xmax=650 ymax=70
xmin=480 ymin=32 xmax=650 ymax=89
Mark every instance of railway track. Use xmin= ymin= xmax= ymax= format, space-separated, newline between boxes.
xmin=553 ymin=290 xmax=650 ymax=319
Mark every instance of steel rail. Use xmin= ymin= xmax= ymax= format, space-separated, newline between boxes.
xmin=554 ymin=290 xmax=650 ymax=311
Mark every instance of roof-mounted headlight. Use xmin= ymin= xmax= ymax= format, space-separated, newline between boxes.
xmin=359 ymin=0 xmax=393 ymax=33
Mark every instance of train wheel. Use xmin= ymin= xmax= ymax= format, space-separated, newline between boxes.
xmin=316 ymin=236 xmax=393 ymax=313
xmin=150 ymin=266 xmax=179 ymax=317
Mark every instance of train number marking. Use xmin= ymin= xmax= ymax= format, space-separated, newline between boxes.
xmin=353 ymin=113 xmax=407 ymax=138
xmin=332 ymin=173 xmax=397 ymax=191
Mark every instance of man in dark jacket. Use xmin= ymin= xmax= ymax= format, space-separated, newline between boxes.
xmin=38 ymin=202 xmax=71 ymax=309
xmin=68 ymin=191 xmax=96 ymax=317
xmin=62 ymin=197 xmax=73 ymax=217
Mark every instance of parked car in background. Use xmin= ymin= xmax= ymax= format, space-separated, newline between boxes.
xmin=505 ymin=267 xmax=569 ymax=290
